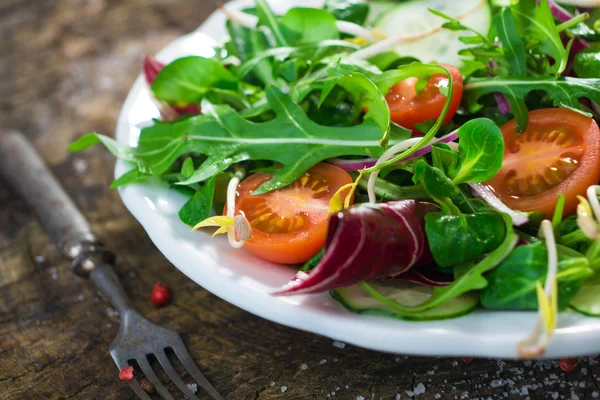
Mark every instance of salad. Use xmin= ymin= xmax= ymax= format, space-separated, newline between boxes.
xmin=71 ymin=0 xmax=600 ymax=357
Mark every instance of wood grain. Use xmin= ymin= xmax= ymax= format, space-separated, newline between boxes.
xmin=1 ymin=1 xmax=599 ymax=399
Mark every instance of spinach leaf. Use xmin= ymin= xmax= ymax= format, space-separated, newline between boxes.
xmin=281 ymin=8 xmax=339 ymax=45
xmin=431 ymin=143 xmax=460 ymax=179
xmin=256 ymin=0 xmax=289 ymax=47
xmin=511 ymin=0 xmax=567 ymax=75
xmin=425 ymin=211 xmax=507 ymax=267
xmin=453 ymin=118 xmax=504 ymax=185
xmin=151 ymin=56 xmax=238 ymax=104
xmin=481 ymin=243 xmax=593 ymax=310
xmin=325 ymin=0 xmax=369 ymax=25
xmin=71 ymin=86 xmax=391 ymax=195
xmin=574 ymin=47 xmax=600 ymax=79
xmin=464 ymin=76 xmax=600 ymax=131
xmin=178 ymin=175 xmax=217 ymax=226
xmin=495 ymin=8 xmax=527 ymax=77
xmin=361 ymin=214 xmax=518 ymax=315
xmin=413 ymin=160 xmax=459 ymax=198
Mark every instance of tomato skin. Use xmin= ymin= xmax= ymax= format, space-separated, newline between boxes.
xmin=386 ymin=64 xmax=463 ymax=133
xmin=485 ymin=108 xmax=600 ymax=218
xmin=231 ymin=163 xmax=353 ymax=264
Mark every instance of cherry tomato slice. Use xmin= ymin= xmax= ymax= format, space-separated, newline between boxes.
xmin=386 ymin=64 xmax=463 ymax=133
xmin=485 ymin=108 xmax=600 ymax=218
xmin=233 ymin=163 xmax=353 ymax=264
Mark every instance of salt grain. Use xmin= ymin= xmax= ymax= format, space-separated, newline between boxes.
xmin=186 ymin=383 xmax=198 ymax=393
xmin=435 ymin=395 xmax=441 ymax=399
xmin=572 ymin=393 xmax=580 ymax=400
xmin=333 ymin=341 xmax=346 ymax=349
xmin=592 ymin=392 xmax=599 ymax=398
xmin=395 ymin=394 xmax=401 ymax=400
xmin=357 ymin=397 xmax=365 ymax=400
xmin=270 ymin=381 xmax=275 ymax=387
xmin=281 ymin=386 xmax=287 ymax=393
xmin=319 ymin=359 xmax=327 ymax=365
xmin=35 ymin=255 xmax=46 ymax=264
xmin=452 ymin=361 xmax=459 ymax=367
xmin=300 ymin=364 xmax=308 ymax=370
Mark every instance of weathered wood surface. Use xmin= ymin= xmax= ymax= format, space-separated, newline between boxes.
xmin=1 ymin=1 xmax=600 ymax=399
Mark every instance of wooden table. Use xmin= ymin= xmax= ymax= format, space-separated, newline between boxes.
xmin=1 ymin=1 xmax=599 ymax=399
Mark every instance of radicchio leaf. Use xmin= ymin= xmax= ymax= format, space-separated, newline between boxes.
xmin=273 ymin=201 xmax=439 ymax=295
xmin=142 ymin=55 xmax=201 ymax=121
xmin=395 ymin=265 xmax=453 ymax=287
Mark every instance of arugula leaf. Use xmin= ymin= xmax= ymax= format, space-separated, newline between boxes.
xmin=511 ymin=0 xmax=567 ymax=75
xmin=481 ymin=243 xmax=594 ymax=310
xmin=495 ymin=8 xmax=527 ymax=77
xmin=71 ymin=86 xmax=390 ymax=195
xmin=256 ymin=0 xmax=289 ymax=47
xmin=361 ymin=213 xmax=518 ymax=315
xmin=181 ymin=157 xmax=195 ymax=179
xmin=453 ymin=118 xmax=504 ymax=185
xmin=464 ymin=76 xmax=600 ymax=131
xmin=425 ymin=211 xmax=507 ymax=267
xmin=151 ymin=56 xmax=238 ymax=104
xmin=319 ymin=71 xmax=390 ymax=135
xmin=325 ymin=0 xmax=369 ymax=25
xmin=109 ymin=167 xmax=150 ymax=189
xmin=280 ymin=8 xmax=339 ymax=45
xmin=178 ymin=175 xmax=217 ymax=226
xmin=413 ymin=160 xmax=459 ymax=198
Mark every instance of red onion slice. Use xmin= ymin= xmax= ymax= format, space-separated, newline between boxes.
xmin=328 ymin=130 xmax=459 ymax=171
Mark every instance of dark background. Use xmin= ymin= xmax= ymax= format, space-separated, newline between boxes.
xmin=1 ymin=1 xmax=599 ymax=399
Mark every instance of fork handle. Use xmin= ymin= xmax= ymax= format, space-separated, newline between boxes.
xmin=90 ymin=263 xmax=135 ymax=314
xmin=0 ymin=132 xmax=99 ymax=258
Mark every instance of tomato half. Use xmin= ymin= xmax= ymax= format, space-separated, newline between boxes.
xmin=485 ymin=108 xmax=600 ymax=218
xmin=232 ymin=163 xmax=353 ymax=264
xmin=386 ymin=64 xmax=463 ymax=133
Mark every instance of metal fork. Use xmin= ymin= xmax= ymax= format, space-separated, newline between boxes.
xmin=0 ymin=132 xmax=224 ymax=400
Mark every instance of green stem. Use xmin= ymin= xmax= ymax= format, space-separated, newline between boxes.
xmin=556 ymin=13 xmax=589 ymax=33
xmin=561 ymin=230 xmax=591 ymax=247
xmin=353 ymin=173 xmax=429 ymax=200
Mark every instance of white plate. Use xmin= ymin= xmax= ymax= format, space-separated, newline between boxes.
xmin=114 ymin=0 xmax=600 ymax=359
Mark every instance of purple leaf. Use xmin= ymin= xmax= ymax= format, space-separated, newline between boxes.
xmin=274 ymin=201 xmax=439 ymax=295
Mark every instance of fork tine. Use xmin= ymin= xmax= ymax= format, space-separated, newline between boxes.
xmin=155 ymin=350 xmax=201 ymax=400
xmin=128 ymin=378 xmax=154 ymax=400
xmin=172 ymin=345 xmax=225 ymax=400
xmin=137 ymin=358 xmax=175 ymax=400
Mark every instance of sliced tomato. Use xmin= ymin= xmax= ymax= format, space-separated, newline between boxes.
xmin=231 ymin=163 xmax=353 ymax=264
xmin=386 ymin=64 xmax=463 ymax=133
xmin=485 ymin=108 xmax=600 ymax=218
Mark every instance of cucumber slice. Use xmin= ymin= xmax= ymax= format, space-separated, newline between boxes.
xmin=332 ymin=280 xmax=480 ymax=321
xmin=570 ymin=274 xmax=600 ymax=317
xmin=372 ymin=0 xmax=492 ymax=66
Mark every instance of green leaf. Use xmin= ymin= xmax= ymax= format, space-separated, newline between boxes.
xmin=464 ymin=76 xmax=600 ymax=132
xmin=325 ymin=0 xmax=369 ymax=25
xmin=453 ymin=118 xmax=504 ymax=185
xmin=481 ymin=243 xmax=594 ymax=310
xmin=319 ymin=72 xmax=390 ymax=137
xmin=110 ymin=167 xmax=150 ymax=189
xmin=495 ymin=8 xmax=527 ymax=76
xmin=181 ymin=157 xmax=195 ymax=179
xmin=178 ymin=175 xmax=217 ymax=226
xmin=280 ymin=8 xmax=339 ymax=45
xmin=256 ymin=0 xmax=289 ymax=47
xmin=413 ymin=160 xmax=459 ymax=198
xmin=511 ymin=0 xmax=567 ymax=75
xmin=68 ymin=133 xmax=138 ymax=162
xmin=431 ymin=143 xmax=460 ymax=179
xmin=361 ymin=214 xmax=518 ymax=315
xmin=151 ymin=56 xmax=238 ymax=104
xmin=425 ymin=211 xmax=507 ymax=267
xmin=87 ymin=86 xmax=390 ymax=195
xmin=574 ymin=47 xmax=600 ymax=79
